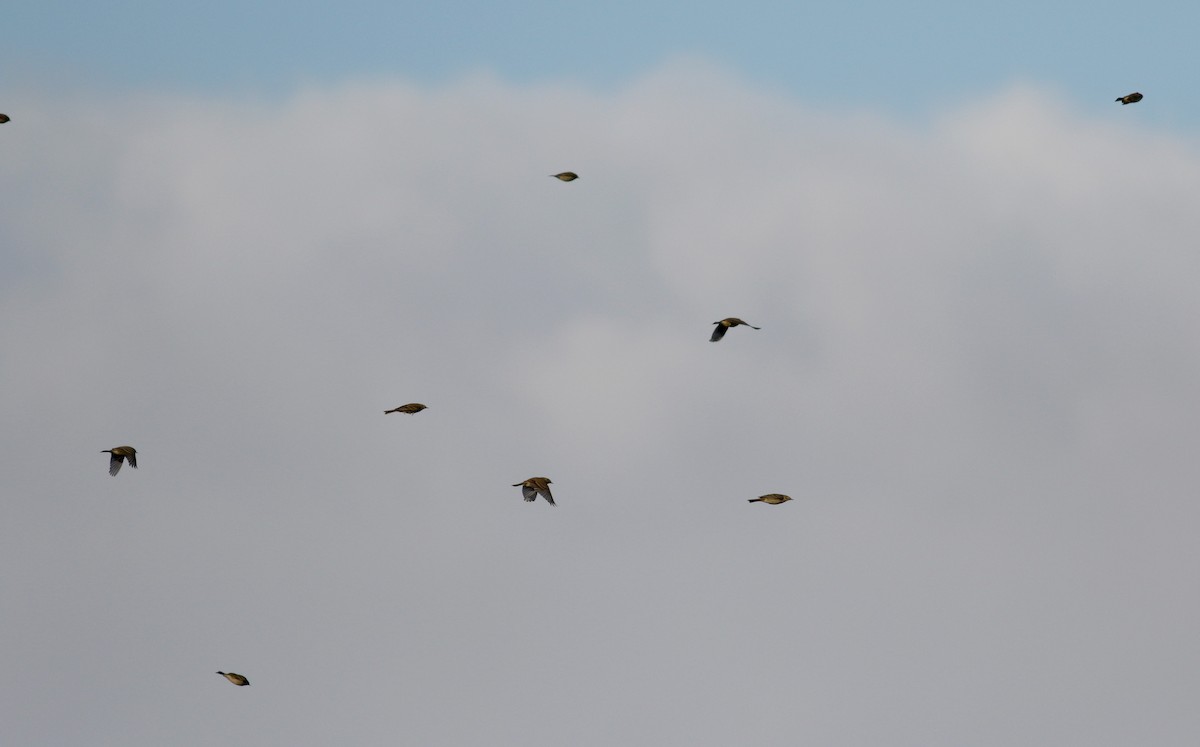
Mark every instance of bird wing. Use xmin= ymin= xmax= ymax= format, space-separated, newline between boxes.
xmin=710 ymin=325 xmax=727 ymax=342
xmin=127 ymin=452 xmax=137 ymax=469
xmin=539 ymin=486 xmax=556 ymax=506
xmin=522 ymin=485 xmax=537 ymax=502
xmin=109 ymin=453 xmax=123 ymax=476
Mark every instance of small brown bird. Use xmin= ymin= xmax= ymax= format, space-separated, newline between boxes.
xmin=384 ymin=403 xmax=427 ymax=415
xmin=710 ymin=318 xmax=761 ymax=342
xmin=748 ymin=494 xmax=792 ymax=505
xmin=102 ymin=446 xmax=137 ymax=476
xmin=1116 ymin=92 xmax=1143 ymax=105
xmin=0 ymin=114 xmax=9 ymax=124
xmin=216 ymin=671 xmax=250 ymax=686
xmin=513 ymin=477 xmax=555 ymax=506
xmin=550 ymin=172 xmax=579 ymax=182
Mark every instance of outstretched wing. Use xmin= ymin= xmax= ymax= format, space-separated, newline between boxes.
xmin=710 ymin=325 xmax=727 ymax=342
xmin=109 ymin=454 xmax=123 ymax=476
xmin=522 ymin=485 xmax=537 ymax=502
xmin=538 ymin=485 xmax=556 ymax=506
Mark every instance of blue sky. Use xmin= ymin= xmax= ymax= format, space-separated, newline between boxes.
xmin=4 ymin=1 xmax=1188 ymax=118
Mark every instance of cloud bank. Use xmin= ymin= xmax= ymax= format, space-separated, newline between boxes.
xmin=3 ymin=64 xmax=1199 ymax=746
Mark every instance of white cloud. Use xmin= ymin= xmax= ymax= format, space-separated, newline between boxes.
xmin=3 ymin=65 xmax=1200 ymax=746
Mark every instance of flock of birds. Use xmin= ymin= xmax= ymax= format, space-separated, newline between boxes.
xmin=85 ymin=170 xmax=789 ymax=686
xmin=10 ymin=90 xmax=1144 ymax=688
xmin=82 ymin=165 xmax=789 ymax=687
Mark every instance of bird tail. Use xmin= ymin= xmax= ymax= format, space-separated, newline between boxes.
xmin=748 ymin=498 xmax=762 ymax=502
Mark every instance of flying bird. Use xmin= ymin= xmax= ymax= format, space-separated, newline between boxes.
xmin=1115 ymin=92 xmax=1143 ymax=105
xmin=710 ymin=318 xmax=761 ymax=342
xmin=102 ymin=446 xmax=138 ymax=476
xmin=216 ymin=671 xmax=250 ymax=686
xmin=550 ymin=172 xmax=579 ymax=182
xmin=513 ymin=477 xmax=555 ymax=506
xmin=0 ymin=114 xmax=9 ymax=124
xmin=748 ymin=494 xmax=792 ymax=505
xmin=384 ymin=403 xmax=427 ymax=415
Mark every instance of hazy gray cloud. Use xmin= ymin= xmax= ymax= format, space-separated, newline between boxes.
xmin=3 ymin=65 xmax=1200 ymax=746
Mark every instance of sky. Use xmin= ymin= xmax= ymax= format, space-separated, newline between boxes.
xmin=4 ymin=3 xmax=1200 ymax=746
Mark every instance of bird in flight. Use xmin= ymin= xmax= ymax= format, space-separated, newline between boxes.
xmin=1115 ymin=92 xmax=1143 ymax=105
xmin=748 ymin=494 xmax=792 ymax=505
xmin=102 ymin=446 xmax=138 ymax=476
xmin=216 ymin=671 xmax=250 ymax=686
xmin=384 ymin=403 xmax=427 ymax=415
xmin=710 ymin=318 xmax=761 ymax=342
xmin=550 ymin=172 xmax=579 ymax=182
xmin=513 ymin=477 xmax=555 ymax=506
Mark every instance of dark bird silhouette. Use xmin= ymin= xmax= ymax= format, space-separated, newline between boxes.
xmin=384 ymin=403 xmax=427 ymax=415
xmin=0 ymin=114 xmax=9 ymax=124
xmin=550 ymin=172 xmax=579 ymax=182
xmin=216 ymin=671 xmax=250 ymax=686
xmin=748 ymin=494 xmax=792 ymax=505
xmin=710 ymin=318 xmax=761 ymax=342
xmin=1116 ymin=92 xmax=1143 ymax=105
xmin=102 ymin=446 xmax=137 ymax=476
xmin=513 ymin=477 xmax=555 ymax=506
